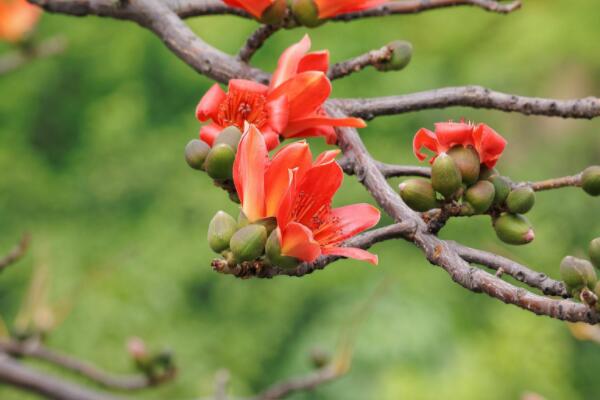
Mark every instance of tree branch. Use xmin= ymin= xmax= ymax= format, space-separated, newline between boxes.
xmin=328 ymin=44 xmax=394 ymax=81
xmin=0 ymin=234 xmax=31 ymax=273
xmin=237 ymin=24 xmax=280 ymax=63
xmin=333 ymin=85 xmax=600 ymax=120
xmin=0 ymin=354 xmax=121 ymax=400
xmin=252 ymin=364 xmax=343 ymax=400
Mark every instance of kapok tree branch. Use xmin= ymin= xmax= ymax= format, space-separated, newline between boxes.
xmin=0 ymin=340 xmax=173 ymax=391
xmin=332 ymin=0 xmax=521 ymax=20
xmin=0 ymin=234 xmax=31 ymax=272
xmin=328 ymin=44 xmax=395 ymax=81
xmin=0 ymin=354 xmax=121 ymax=400
xmin=252 ymin=364 xmax=344 ymax=400
xmin=237 ymin=24 xmax=280 ymax=63
xmin=334 ymin=85 xmax=600 ymax=120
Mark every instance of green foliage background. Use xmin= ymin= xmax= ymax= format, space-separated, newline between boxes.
xmin=1 ymin=0 xmax=600 ymax=398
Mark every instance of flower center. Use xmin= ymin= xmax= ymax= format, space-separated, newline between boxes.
xmin=290 ymin=191 xmax=342 ymax=244
xmin=217 ymin=89 xmax=268 ymax=130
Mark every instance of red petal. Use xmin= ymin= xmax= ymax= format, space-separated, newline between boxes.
xmin=315 ymin=204 xmax=380 ymax=245
xmin=262 ymin=129 xmax=281 ymax=151
xmin=199 ymin=123 xmax=223 ymax=147
xmin=298 ymin=51 xmax=330 ymax=74
xmin=233 ymin=124 xmax=267 ymax=222
xmin=434 ymin=121 xmax=474 ymax=150
xmin=315 ymin=0 xmax=388 ymax=18
xmin=283 ymin=115 xmax=365 ymax=137
xmin=265 ymin=141 xmax=312 ymax=216
xmin=412 ymin=128 xmax=439 ymax=163
xmin=473 ymin=123 xmax=507 ymax=168
xmin=270 ymin=34 xmax=311 ymax=90
xmin=222 ymin=0 xmax=274 ymax=18
xmin=229 ymin=79 xmax=269 ymax=95
xmin=266 ymin=95 xmax=289 ymax=133
xmin=314 ymin=149 xmax=340 ymax=165
xmin=280 ymin=222 xmax=322 ymax=262
xmin=321 ymin=247 xmax=378 ymax=265
xmin=269 ymin=72 xmax=331 ymax=120
xmin=196 ymin=84 xmax=226 ymax=121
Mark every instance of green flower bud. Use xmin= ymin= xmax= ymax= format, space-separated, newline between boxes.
xmin=291 ymin=0 xmax=323 ymax=27
xmin=265 ymin=229 xmax=300 ymax=269
xmin=375 ymin=41 xmax=413 ymax=72
xmin=489 ymin=175 xmax=511 ymax=205
xmin=184 ymin=139 xmax=210 ymax=170
xmin=589 ymin=237 xmax=600 ymax=269
xmin=582 ymin=166 xmax=600 ymax=196
xmin=459 ymin=202 xmax=475 ymax=216
xmin=493 ymin=213 xmax=535 ymax=245
xmin=464 ymin=180 xmax=495 ymax=214
xmin=506 ymin=187 xmax=535 ymax=214
xmin=447 ymin=146 xmax=480 ymax=185
xmin=398 ymin=178 xmax=439 ymax=212
xmin=230 ymin=224 xmax=268 ymax=263
xmin=208 ymin=211 xmax=237 ymax=253
xmin=214 ymin=126 xmax=242 ymax=152
xmin=237 ymin=210 xmax=249 ymax=229
xmin=205 ymin=144 xmax=235 ymax=180
xmin=479 ymin=166 xmax=499 ymax=180
xmin=560 ymin=255 xmax=597 ymax=291
xmin=255 ymin=217 xmax=277 ymax=235
xmin=431 ymin=153 xmax=462 ymax=198
xmin=259 ymin=0 xmax=287 ymax=25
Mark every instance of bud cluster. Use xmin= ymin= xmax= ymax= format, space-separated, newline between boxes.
xmin=560 ymin=237 xmax=600 ymax=308
xmin=185 ymin=126 xmax=242 ymax=202
xmin=582 ymin=166 xmax=600 ymax=197
xmin=207 ymin=210 xmax=301 ymax=271
xmin=399 ymin=145 xmax=536 ymax=245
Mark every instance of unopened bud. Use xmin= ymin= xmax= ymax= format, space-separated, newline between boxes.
xmin=589 ymin=237 xmax=600 ymax=269
xmin=431 ymin=153 xmax=462 ymax=199
xmin=375 ymin=41 xmax=413 ymax=72
xmin=237 ymin=210 xmax=249 ymax=229
xmin=398 ymin=178 xmax=439 ymax=212
xmin=214 ymin=126 xmax=242 ymax=152
xmin=208 ymin=211 xmax=237 ymax=253
xmin=291 ymin=0 xmax=323 ymax=27
xmin=127 ymin=337 xmax=148 ymax=361
xmin=582 ymin=166 xmax=600 ymax=196
xmin=260 ymin=0 xmax=287 ymax=24
xmin=464 ymin=180 xmax=495 ymax=214
xmin=309 ymin=347 xmax=330 ymax=369
xmin=266 ymin=229 xmax=300 ymax=269
xmin=506 ymin=187 xmax=535 ymax=214
xmin=184 ymin=139 xmax=210 ymax=170
xmin=489 ymin=175 xmax=511 ymax=205
xmin=479 ymin=166 xmax=499 ymax=180
xmin=561 ymin=256 xmax=597 ymax=291
xmin=205 ymin=143 xmax=235 ymax=180
xmin=230 ymin=224 xmax=268 ymax=262
xmin=493 ymin=213 xmax=535 ymax=245
xmin=448 ymin=146 xmax=480 ymax=185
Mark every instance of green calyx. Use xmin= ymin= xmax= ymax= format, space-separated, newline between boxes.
xmin=589 ymin=237 xmax=600 ymax=269
xmin=479 ymin=166 xmax=499 ymax=180
xmin=214 ymin=126 xmax=242 ymax=151
xmin=560 ymin=255 xmax=597 ymax=291
xmin=291 ymin=0 xmax=323 ymax=27
xmin=184 ymin=139 xmax=210 ymax=170
xmin=205 ymin=143 xmax=235 ymax=180
xmin=230 ymin=224 xmax=268 ymax=263
xmin=398 ymin=178 xmax=439 ymax=212
xmin=464 ymin=180 xmax=495 ymax=214
xmin=506 ymin=187 xmax=535 ymax=214
xmin=375 ymin=41 xmax=413 ymax=72
xmin=431 ymin=153 xmax=462 ymax=199
xmin=582 ymin=166 xmax=600 ymax=196
xmin=488 ymin=175 xmax=511 ymax=205
xmin=448 ymin=146 xmax=481 ymax=185
xmin=260 ymin=0 xmax=288 ymax=25
xmin=265 ymin=229 xmax=300 ymax=269
xmin=208 ymin=211 xmax=238 ymax=253
xmin=493 ymin=213 xmax=535 ymax=245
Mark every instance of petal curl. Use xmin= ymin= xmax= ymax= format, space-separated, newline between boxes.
xmin=196 ymin=84 xmax=226 ymax=121
xmin=269 ymin=71 xmax=331 ymax=119
xmin=412 ymin=128 xmax=439 ymax=163
xmin=473 ymin=123 xmax=507 ymax=168
xmin=315 ymin=204 xmax=380 ymax=245
xmin=298 ymin=51 xmax=330 ymax=74
xmin=199 ymin=123 xmax=223 ymax=146
xmin=270 ymin=34 xmax=312 ymax=90
xmin=321 ymin=247 xmax=379 ymax=265
xmin=280 ymin=222 xmax=322 ymax=262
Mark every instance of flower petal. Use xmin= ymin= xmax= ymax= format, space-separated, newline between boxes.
xmin=412 ymin=128 xmax=440 ymax=163
xmin=266 ymin=95 xmax=289 ymax=133
xmin=473 ymin=123 xmax=507 ymax=168
xmin=196 ymin=83 xmax=226 ymax=121
xmin=283 ymin=115 xmax=366 ymax=137
xmin=269 ymin=71 xmax=331 ymax=120
xmin=222 ymin=0 xmax=274 ymax=18
xmin=270 ymin=34 xmax=312 ymax=90
xmin=315 ymin=204 xmax=380 ymax=245
xmin=298 ymin=51 xmax=330 ymax=74
xmin=229 ymin=79 xmax=269 ymax=95
xmin=321 ymin=246 xmax=378 ymax=265
xmin=314 ymin=149 xmax=341 ymax=165
xmin=233 ymin=124 xmax=268 ymax=222
xmin=199 ymin=123 xmax=223 ymax=147
xmin=315 ymin=0 xmax=388 ymax=18
xmin=434 ymin=121 xmax=474 ymax=150
xmin=280 ymin=222 xmax=322 ymax=262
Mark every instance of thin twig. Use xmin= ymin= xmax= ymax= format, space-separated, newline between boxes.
xmin=252 ymin=364 xmax=342 ymax=400
xmin=237 ymin=25 xmax=280 ymax=63
xmin=0 ymin=234 xmax=31 ymax=272
xmin=328 ymin=44 xmax=394 ymax=81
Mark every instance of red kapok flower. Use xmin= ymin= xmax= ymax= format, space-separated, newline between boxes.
xmin=233 ymin=124 xmax=380 ymax=264
xmin=413 ymin=121 xmax=507 ymax=168
xmin=311 ymin=0 xmax=389 ymax=18
xmin=195 ymin=35 xmax=365 ymax=150
xmin=0 ymin=0 xmax=41 ymax=43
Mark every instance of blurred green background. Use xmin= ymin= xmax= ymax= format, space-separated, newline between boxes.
xmin=1 ymin=0 xmax=600 ymax=399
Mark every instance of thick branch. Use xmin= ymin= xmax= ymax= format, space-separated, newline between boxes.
xmin=0 ymin=340 xmax=173 ymax=391
xmin=0 ymin=234 xmax=30 ymax=272
xmin=0 ymin=354 xmax=121 ymax=400
xmin=334 ymin=86 xmax=600 ymax=120
xmin=0 ymin=37 xmax=67 ymax=76
xmin=237 ymin=25 xmax=279 ymax=63
xmin=332 ymin=0 xmax=521 ymax=20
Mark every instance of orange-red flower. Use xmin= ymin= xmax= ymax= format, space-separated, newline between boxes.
xmin=234 ymin=124 xmax=380 ymax=264
xmin=0 ymin=0 xmax=41 ymax=43
xmin=195 ymin=35 xmax=365 ymax=150
xmin=223 ymin=0 xmax=388 ymax=19
xmin=413 ymin=121 xmax=507 ymax=168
